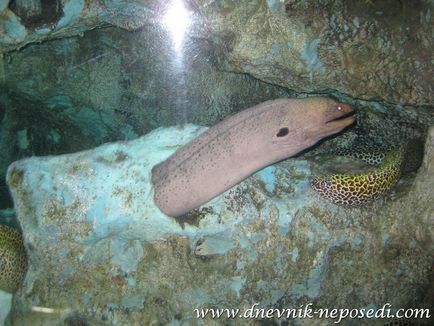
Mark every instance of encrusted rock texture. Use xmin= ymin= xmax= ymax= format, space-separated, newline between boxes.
xmin=1 ymin=0 xmax=433 ymax=209
xmin=1 ymin=0 xmax=433 ymax=106
xmin=4 ymin=124 xmax=434 ymax=325
xmin=0 ymin=0 xmax=433 ymax=325
xmin=200 ymin=0 xmax=434 ymax=106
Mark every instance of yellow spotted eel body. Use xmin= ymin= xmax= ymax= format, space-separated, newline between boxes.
xmin=0 ymin=224 xmax=27 ymax=293
xmin=311 ymin=146 xmax=406 ymax=206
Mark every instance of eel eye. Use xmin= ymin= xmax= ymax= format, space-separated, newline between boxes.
xmin=337 ymin=105 xmax=343 ymax=111
xmin=276 ymin=127 xmax=289 ymax=137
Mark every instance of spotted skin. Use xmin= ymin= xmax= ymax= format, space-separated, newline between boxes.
xmin=311 ymin=146 xmax=405 ymax=206
xmin=0 ymin=224 xmax=27 ymax=293
xmin=333 ymin=147 xmax=388 ymax=166
xmin=153 ymin=97 xmax=355 ymax=217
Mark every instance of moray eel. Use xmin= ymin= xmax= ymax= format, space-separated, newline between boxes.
xmin=152 ymin=97 xmax=355 ymax=217
xmin=0 ymin=224 xmax=27 ymax=293
xmin=332 ymin=147 xmax=388 ymax=166
xmin=332 ymin=138 xmax=424 ymax=172
xmin=311 ymin=143 xmax=416 ymax=206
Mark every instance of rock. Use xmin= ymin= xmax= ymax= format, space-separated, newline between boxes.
xmin=0 ymin=89 xmax=128 ymax=209
xmin=411 ymin=125 xmax=434 ymax=252
xmin=1 ymin=2 xmax=432 ymax=214
xmin=6 ymin=124 xmax=433 ymax=325
xmin=1 ymin=1 xmax=433 ymax=323
xmin=0 ymin=0 xmax=155 ymax=53
xmin=0 ymin=290 xmax=12 ymax=326
xmin=202 ymin=0 xmax=434 ymax=106
xmin=2 ymin=0 xmax=433 ymax=106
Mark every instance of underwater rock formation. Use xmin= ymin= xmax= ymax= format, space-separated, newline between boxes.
xmin=0 ymin=0 xmax=433 ymax=324
xmin=204 ymin=0 xmax=434 ymax=106
xmin=6 ymin=124 xmax=433 ymax=325
xmin=0 ymin=0 xmax=153 ymax=53
xmin=0 ymin=89 xmax=124 ymax=209
xmin=1 ymin=1 xmax=432 ymax=215
xmin=411 ymin=126 xmax=434 ymax=253
xmin=1 ymin=0 xmax=433 ymax=106
xmin=0 ymin=290 xmax=13 ymax=326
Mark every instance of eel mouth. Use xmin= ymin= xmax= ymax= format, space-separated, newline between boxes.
xmin=326 ymin=114 xmax=356 ymax=129
xmin=325 ymin=105 xmax=356 ymax=130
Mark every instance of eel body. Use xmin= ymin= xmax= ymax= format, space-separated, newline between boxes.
xmin=332 ymin=147 xmax=387 ymax=166
xmin=0 ymin=224 xmax=27 ymax=293
xmin=152 ymin=97 xmax=355 ymax=217
xmin=311 ymin=145 xmax=407 ymax=206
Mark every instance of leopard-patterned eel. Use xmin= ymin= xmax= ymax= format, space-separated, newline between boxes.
xmin=0 ymin=224 xmax=27 ymax=293
xmin=332 ymin=147 xmax=387 ymax=166
xmin=311 ymin=145 xmax=407 ymax=206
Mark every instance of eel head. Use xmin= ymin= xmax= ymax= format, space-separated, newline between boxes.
xmin=271 ymin=97 xmax=355 ymax=150
xmin=308 ymin=97 xmax=355 ymax=141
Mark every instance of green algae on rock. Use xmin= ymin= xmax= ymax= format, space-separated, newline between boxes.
xmin=0 ymin=224 xmax=27 ymax=293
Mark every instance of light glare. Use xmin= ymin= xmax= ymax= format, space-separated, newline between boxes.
xmin=162 ymin=0 xmax=191 ymax=51
xmin=30 ymin=306 xmax=71 ymax=314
